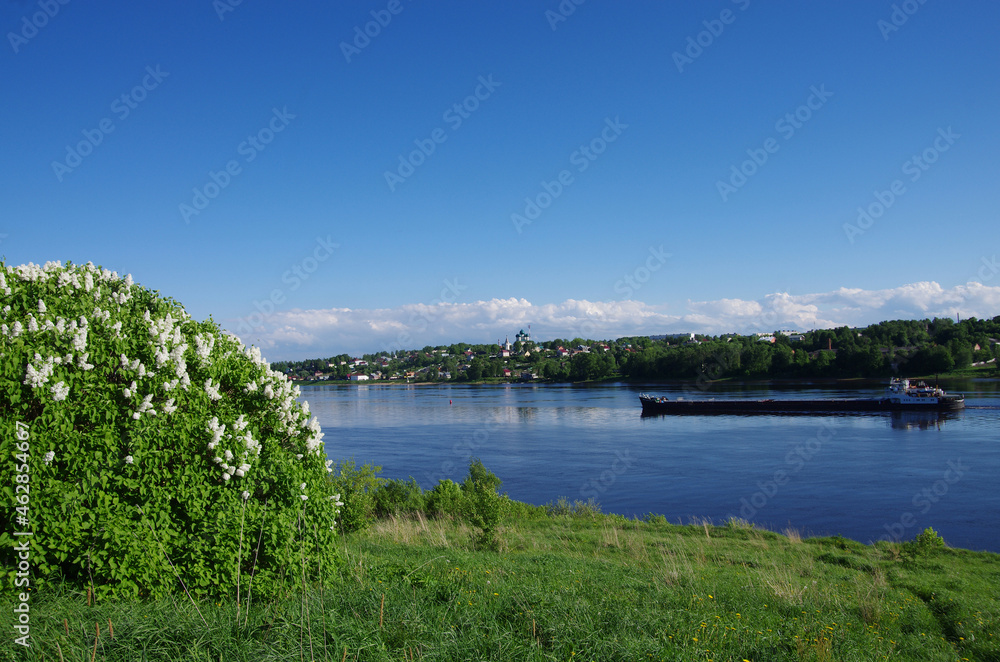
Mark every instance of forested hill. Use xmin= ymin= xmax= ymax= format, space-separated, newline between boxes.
xmin=271 ymin=316 xmax=1000 ymax=383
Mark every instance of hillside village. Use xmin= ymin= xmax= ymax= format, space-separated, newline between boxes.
xmin=271 ymin=317 xmax=1000 ymax=383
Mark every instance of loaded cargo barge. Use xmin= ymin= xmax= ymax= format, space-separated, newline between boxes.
xmin=639 ymin=378 xmax=964 ymax=415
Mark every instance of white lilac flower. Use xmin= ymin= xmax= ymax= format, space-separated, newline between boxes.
xmin=224 ymin=449 xmax=234 ymax=461
xmin=43 ymin=451 xmax=55 ymax=464
xmin=299 ymin=495 xmax=308 ymax=501
xmin=162 ymin=398 xmax=177 ymax=415
xmin=245 ymin=381 xmax=258 ymax=393
xmin=241 ymin=491 xmax=250 ymax=501
xmin=50 ymin=381 xmax=70 ymax=401
xmin=222 ymin=473 xmax=231 ymax=481
xmin=300 ymin=483 xmax=307 ymax=490
xmin=77 ymin=353 xmax=94 ymax=371
xmin=234 ymin=468 xmax=245 ymax=477
xmin=27 ymin=316 xmax=38 ymax=333
xmin=125 ymin=455 xmax=134 ymax=464
xmin=194 ymin=334 xmax=214 ymax=363
xmin=24 ymin=357 xmax=55 ymax=388
xmin=204 ymin=379 xmax=221 ymax=401
xmin=38 ymin=299 xmax=46 ymax=313
xmin=72 ymin=328 xmax=87 ymax=353
xmin=136 ymin=394 xmax=154 ymax=416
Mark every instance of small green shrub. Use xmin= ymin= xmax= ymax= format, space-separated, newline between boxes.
xmin=425 ymin=479 xmax=465 ymax=517
xmin=906 ymin=526 xmax=947 ymax=556
xmin=545 ymin=496 xmax=573 ymax=516
xmin=329 ymin=459 xmax=385 ymax=533
xmin=372 ymin=477 xmax=425 ymax=516
xmin=460 ymin=459 xmax=509 ymax=551
xmin=546 ymin=496 xmax=602 ymax=518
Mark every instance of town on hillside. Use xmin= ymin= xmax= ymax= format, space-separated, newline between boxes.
xmin=270 ymin=317 xmax=1000 ymax=384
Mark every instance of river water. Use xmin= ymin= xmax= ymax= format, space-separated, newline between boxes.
xmin=302 ymin=381 xmax=1000 ymax=552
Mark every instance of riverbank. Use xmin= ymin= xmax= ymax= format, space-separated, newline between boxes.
xmin=294 ymin=370 xmax=998 ymax=387
xmin=8 ymin=508 xmax=997 ymax=661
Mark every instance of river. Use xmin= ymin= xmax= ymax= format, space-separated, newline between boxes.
xmin=302 ymin=380 xmax=1000 ymax=552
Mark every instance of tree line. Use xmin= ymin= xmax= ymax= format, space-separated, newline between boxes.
xmin=271 ymin=316 xmax=1000 ymax=383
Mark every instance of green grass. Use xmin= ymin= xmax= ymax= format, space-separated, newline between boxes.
xmin=4 ymin=508 xmax=999 ymax=661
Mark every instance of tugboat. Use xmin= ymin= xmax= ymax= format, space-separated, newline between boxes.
xmin=639 ymin=378 xmax=964 ymax=415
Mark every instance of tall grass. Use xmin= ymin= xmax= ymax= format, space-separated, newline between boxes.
xmin=5 ymin=511 xmax=999 ymax=662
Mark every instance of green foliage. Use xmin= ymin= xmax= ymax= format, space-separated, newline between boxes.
xmin=546 ymin=496 xmax=603 ymax=518
xmin=906 ymin=526 xmax=947 ymax=556
xmin=425 ymin=478 xmax=465 ymax=516
xmin=460 ymin=459 xmax=509 ymax=551
xmin=0 ymin=261 xmax=341 ymax=601
xmin=372 ymin=477 xmax=426 ymax=516
xmin=328 ymin=459 xmax=384 ymax=533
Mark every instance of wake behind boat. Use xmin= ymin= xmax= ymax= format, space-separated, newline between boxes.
xmin=639 ymin=378 xmax=965 ymax=415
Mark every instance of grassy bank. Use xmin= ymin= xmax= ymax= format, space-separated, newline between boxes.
xmin=5 ymin=508 xmax=998 ymax=661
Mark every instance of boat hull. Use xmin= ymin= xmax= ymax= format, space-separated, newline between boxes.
xmin=639 ymin=395 xmax=965 ymax=415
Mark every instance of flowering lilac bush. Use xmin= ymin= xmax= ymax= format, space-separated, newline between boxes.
xmin=1 ymin=261 xmax=341 ymax=599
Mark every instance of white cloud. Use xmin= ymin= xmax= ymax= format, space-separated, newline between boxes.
xmin=224 ymin=282 xmax=1000 ymax=360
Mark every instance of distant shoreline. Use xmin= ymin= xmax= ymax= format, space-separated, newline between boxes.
xmin=295 ymin=374 xmax=997 ymax=388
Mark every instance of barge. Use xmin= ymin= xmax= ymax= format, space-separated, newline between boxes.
xmin=639 ymin=378 xmax=965 ymax=415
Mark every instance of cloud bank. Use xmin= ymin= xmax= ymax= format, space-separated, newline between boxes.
xmin=225 ymin=281 xmax=1000 ymax=360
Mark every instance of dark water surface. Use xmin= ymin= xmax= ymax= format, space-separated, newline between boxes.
xmin=303 ymin=381 xmax=1000 ymax=552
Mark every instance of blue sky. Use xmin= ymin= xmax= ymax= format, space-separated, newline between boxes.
xmin=3 ymin=1 xmax=999 ymax=359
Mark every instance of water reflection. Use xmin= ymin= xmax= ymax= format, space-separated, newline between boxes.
xmin=888 ymin=411 xmax=962 ymax=430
